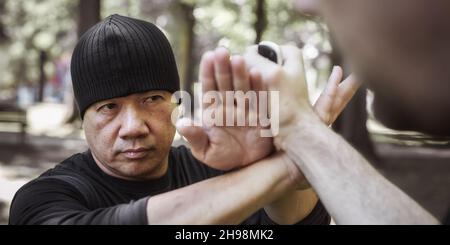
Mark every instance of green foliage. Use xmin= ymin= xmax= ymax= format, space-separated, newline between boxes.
xmin=190 ymin=0 xmax=332 ymax=91
xmin=0 ymin=0 xmax=76 ymax=89
xmin=0 ymin=0 xmax=332 ymax=100
xmin=193 ymin=0 xmax=255 ymax=53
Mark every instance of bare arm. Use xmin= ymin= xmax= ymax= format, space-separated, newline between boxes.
xmin=179 ymin=48 xmax=359 ymax=225
xmin=177 ymin=48 xmax=322 ymax=225
xmin=281 ymin=113 xmax=439 ymax=225
xmin=146 ymin=152 xmax=301 ymax=224
xmin=244 ymin=44 xmax=439 ymax=225
xmin=263 ymin=65 xmax=355 ymax=224
xmin=176 ymin=48 xmax=358 ymax=225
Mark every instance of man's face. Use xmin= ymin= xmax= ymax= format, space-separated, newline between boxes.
xmin=83 ymin=90 xmax=176 ymax=181
xmin=315 ymin=0 xmax=450 ymax=135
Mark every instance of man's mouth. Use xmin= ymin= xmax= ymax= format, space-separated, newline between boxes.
xmin=121 ymin=147 xmax=153 ymax=160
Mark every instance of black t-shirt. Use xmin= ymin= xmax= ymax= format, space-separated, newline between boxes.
xmin=9 ymin=146 xmax=330 ymax=225
xmin=445 ymin=210 xmax=450 ymax=225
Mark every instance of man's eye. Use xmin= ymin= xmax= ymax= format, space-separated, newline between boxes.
xmin=144 ymin=95 xmax=164 ymax=103
xmin=98 ymin=103 xmax=117 ymax=112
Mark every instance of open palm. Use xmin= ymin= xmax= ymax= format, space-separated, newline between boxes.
xmin=197 ymin=107 xmax=271 ymax=170
xmin=177 ymin=48 xmax=360 ymax=170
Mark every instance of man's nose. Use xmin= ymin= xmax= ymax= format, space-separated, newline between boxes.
xmin=118 ymin=108 xmax=150 ymax=139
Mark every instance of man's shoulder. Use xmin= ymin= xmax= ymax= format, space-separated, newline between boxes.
xmin=16 ymin=151 xmax=89 ymax=191
xmin=38 ymin=151 xmax=90 ymax=178
xmin=9 ymin=151 xmax=96 ymax=224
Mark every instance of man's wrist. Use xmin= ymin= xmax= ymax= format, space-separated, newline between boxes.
xmin=275 ymin=107 xmax=321 ymax=149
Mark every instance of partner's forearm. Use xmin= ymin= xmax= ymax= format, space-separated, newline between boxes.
xmin=280 ymin=115 xmax=439 ymax=225
xmin=146 ymin=153 xmax=296 ymax=225
xmin=264 ymin=188 xmax=318 ymax=225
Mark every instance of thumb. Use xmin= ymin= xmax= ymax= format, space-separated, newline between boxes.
xmin=176 ymin=118 xmax=209 ymax=155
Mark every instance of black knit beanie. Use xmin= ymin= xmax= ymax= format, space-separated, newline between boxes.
xmin=71 ymin=14 xmax=180 ymax=119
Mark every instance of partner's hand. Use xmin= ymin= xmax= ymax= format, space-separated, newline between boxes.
xmin=244 ymin=44 xmax=361 ymax=145
xmin=313 ymin=66 xmax=361 ymax=126
xmin=178 ymin=46 xmax=360 ymax=171
xmin=244 ymin=45 xmax=311 ymax=129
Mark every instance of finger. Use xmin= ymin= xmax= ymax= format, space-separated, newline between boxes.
xmin=231 ymin=55 xmax=250 ymax=92
xmin=315 ymin=65 xmax=343 ymax=107
xmin=176 ymin=118 xmax=209 ymax=156
xmin=249 ymin=68 xmax=264 ymax=92
xmin=328 ymin=65 xmax=343 ymax=87
xmin=280 ymin=45 xmax=305 ymax=77
xmin=313 ymin=66 xmax=343 ymax=125
xmin=330 ymin=74 xmax=362 ymax=124
xmin=199 ymin=51 xmax=216 ymax=94
xmin=249 ymin=68 xmax=270 ymax=123
xmin=214 ymin=47 xmax=233 ymax=91
xmin=337 ymin=73 xmax=362 ymax=103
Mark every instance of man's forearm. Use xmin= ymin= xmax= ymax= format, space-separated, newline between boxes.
xmin=280 ymin=114 xmax=439 ymax=225
xmin=146 ymin=153 xmax=298 ymax=224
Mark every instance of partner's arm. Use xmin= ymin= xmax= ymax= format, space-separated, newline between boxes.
xmin=244 ymin=44 xmax=439 ymax=225
xmin=280 ymin=112 xmax=439 ymax=225
xmin=263 ymin=65 xmax=358 ymax=224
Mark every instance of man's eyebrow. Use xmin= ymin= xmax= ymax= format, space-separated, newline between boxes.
xmin=141 ymin=92 xmax=167 ymax=97
xmin=95 ymin=99 xmax=117 ymax=107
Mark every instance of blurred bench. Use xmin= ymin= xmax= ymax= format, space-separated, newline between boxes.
xmin=0 ymin=103 xmax=27 ymax=143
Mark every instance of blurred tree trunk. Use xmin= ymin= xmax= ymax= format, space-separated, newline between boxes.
xmin=67 ymin=0 xmax=101 ymax=122
xmin=78 ymin=0 xmax=101 ymax=37
xmin=330 ymin=37 xmax=377 ymax=162
xmin=0 ymin=0 xmax=7 ymax=43
xmin=37 ymin=50 xmax=47 ymax=102
xmin=176 ymin=2 xmax=195 ymax=98
xmin=169 ymin=1 xmax=196 ymax=113
xmin=253 ymin=0 xmax=267 ymax=44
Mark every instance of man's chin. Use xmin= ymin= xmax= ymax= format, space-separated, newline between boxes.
xmin=117 ymin=156 xmax=168 ymax=180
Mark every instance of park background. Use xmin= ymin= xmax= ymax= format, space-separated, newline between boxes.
xmin=0 ymin=0 xmax=449 ymax=224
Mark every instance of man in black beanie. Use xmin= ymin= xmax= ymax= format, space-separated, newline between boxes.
xmin=9 ymin=14 xmax=356 ymax=225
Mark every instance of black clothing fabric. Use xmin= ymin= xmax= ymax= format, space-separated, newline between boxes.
xmin=444 ymin=209 xmax=450 ymax=225
xmin=70 ymin=14 xmax=180 ymax=118
xmin=9 ymin=146 xmax=329 ymax=225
